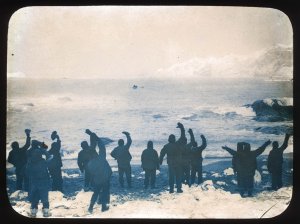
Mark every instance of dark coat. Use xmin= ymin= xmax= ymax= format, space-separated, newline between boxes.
xmin=159 ymin=142 xmax=182 ymax=167
xmin=8 ymin=137 xmax=31 ymax=170
xmin=190 ymin=135 xmax=207 ymax=166
xmin=26 ymin=148 xmax=50 ymax=184
xmin=111 ymin=146 xmax=132 ymax=168
xmin=181 ymin=144 xmax=192 ymax=166
xmin=77 ymin=149 xmax=98 ymax=172
xmin=141 ymin=148 xmax=159 ymax=170
xmin=48 ymin=141 xmax=63 ymax=170
xmin=8 ymin=148 xmax=28 ymax=170
xmin=267 ymin=134 xmax=290 ymax=173
xmin=225 ymin=142 xmax=268 ymax=177
xmin=268 ymin=149 xmax=284 ymax=173
xmin=77 ymin=149 xmax=96 ymax=172
xmin=87 ymin=157 xmax=112 ymax=186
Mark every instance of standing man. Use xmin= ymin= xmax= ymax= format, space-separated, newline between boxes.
xmin=48 ymin=131 xmax=63 ymax=192
xmin=183 ymin=128 xmax=198 ymax=186
xmin=26 ymin=140 xmax=52 ymax=218
xmin=190 ymin=134 xmax=207 ymax=185
xmin=8 ymin=129 xmax=31 ymax=191
xmin=77 ymin=129 xmax=98 ymax=191
xmin=176 ymin=123 xmax=190 ymax=187
xmin=87 ymin=131 xmax=112 ymax=213
xmin=160 ymin=133 xmax=183 ymax=193
xmin=141 ymin=141 xmax=160 ymax=189
xmin=222 ymin=140 xmax=271 ymax=197
xmin=111 ymin=131 xmax=132 ymax=188
xmin=268 ymin=133 xmax=291 ymax=190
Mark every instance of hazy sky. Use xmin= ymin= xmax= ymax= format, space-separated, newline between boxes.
xmin=7 ymin=6 xmax=292 ymax=79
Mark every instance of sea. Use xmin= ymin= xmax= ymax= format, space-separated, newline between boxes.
xmin=6 ymin=77 xmax=293 ymax=166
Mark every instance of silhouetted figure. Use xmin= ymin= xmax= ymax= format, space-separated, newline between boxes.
xmin=111 ymin=131 xmax=132 ymax=188
xmin=232 ymin=142 xmax=243 ymax=175
xmin=141 ymin=141 xmax=160 ymax=189
xmin=26 ymin=140 xmax=52 ymax=218
xmin=222 ymin=140 xmax=271 ymax=197
xmin=160 ymin=134 xmax=183 ymax=193
xmin=176 ymin=122 xmax=188 ymax=189
xmin=183 ymin=129 xmax=198 ymax=186
xmin=8 ymin=129 xmax=31 ymax=191
xmin=87 ymin=131 xmax=112 ymax=213
xmin=267 ymin=134 xmax=291 ymax=190
xmin=190 ymin=134 xmax=207 ymax=185
xmin=176 ymin=122 xmax=186 ymax=145
xmin=77 ymin=129 xmax=99 ymax=191
xmin=47 ymin=131 xmax=63 ymax=192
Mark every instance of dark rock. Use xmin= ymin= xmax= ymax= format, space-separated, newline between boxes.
xmin=249 ymin=99 xmax=293 ymax=122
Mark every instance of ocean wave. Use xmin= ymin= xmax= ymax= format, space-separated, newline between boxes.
xmin=7 ymin=102 xmax=35 ymax=113
xmin=182 ymin=114 xmax=199 ymax=121
xmin=255 ymin=125 xmax=293 ymax=135
xmin=153 ymin=114 xmax=167 ymax=119
xmin=180 ymin=106 xmax=255 ymax=121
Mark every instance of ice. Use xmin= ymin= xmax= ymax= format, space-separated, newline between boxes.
xmin=223 ymin=167 xmax=234 ymax=176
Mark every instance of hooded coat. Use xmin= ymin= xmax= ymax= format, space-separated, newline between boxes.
xmin=87 ymin=156 xmax=112 ymax=187
xmin=141 ymin=147 xmax=159 ymax=170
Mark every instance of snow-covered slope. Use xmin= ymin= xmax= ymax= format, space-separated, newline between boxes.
xmin=156 ymin=45 xmax=292 ymax=80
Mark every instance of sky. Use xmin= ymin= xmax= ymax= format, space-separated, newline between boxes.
xmin=7 ymin=6 xmax=293 ymax=79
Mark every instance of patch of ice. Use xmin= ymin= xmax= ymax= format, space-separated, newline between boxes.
xmin=212 ymin=173 xmax=222 ymax=178
xmin=112 ymin=167 xmax=118 ymax=172
xmin=216 ymin=181 xmax=227 ymax=186
xmin=231 ymin=180 xmax=238 ymax=185
xmin=201 ymin=180 xmax=215 ymax=191
xmin=261 ymin=165 xmax=268 ymax=170
xmin=224 ymin=167 xmax=234 ymax=176
xmin=254 ymin=170 xmax=262 ymax=185
xmin=10 ymin=190 xmax=28 ymax=200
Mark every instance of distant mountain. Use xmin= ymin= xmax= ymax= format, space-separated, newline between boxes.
xmin=155 ymin=45 xmax=293 ymax=80
xmin=250 ymin=45 xmax=292 ymax=80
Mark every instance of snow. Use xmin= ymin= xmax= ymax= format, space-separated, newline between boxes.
xmin=212 ymin=172 xmax=222 ymax=178
xmin=223 ymin=167 xmax=234 ymax=176
xmin=62 ymin=171 xmax=80 ymax=178
xmin=6 ymin=142 xmax=293 ymax=219
xmin=155 ymin=45 xmax=292 ymax=81
xmin=254 ymin=170 xmax=262 ymax=185
xmin=216 ymin=181 xmax=227 ymax=186
xmin=8 ymin=174 xmax=292 ymax=219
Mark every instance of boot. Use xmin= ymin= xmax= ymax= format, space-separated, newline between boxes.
xmin=29 ymin=208 xmax=37 ymax=218
xmin=101 ymin=204 xmax=109 ymax=212
xmin=42 ymin=208 xmax=51 ymax=217
xmin=177 ymin=189 xmax=183 ymax=193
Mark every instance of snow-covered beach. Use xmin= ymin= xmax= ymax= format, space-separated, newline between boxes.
xmin=6 ymin=153 xmax=293 ymax=218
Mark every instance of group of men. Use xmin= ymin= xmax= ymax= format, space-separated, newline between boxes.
xmin=8 ymin=129 xmax=63 ymax=217
xmin=8 ymin=124 xmax=291 ymax=217
xmin=78 ymin=122 xmax=207 ymax=195
xmin=159 ymin=122 xmax=207 ymax=193
xmin=222 ymin=133 xmax=291 ymax=197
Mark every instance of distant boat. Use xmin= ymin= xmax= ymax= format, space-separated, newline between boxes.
xmin=132 ymin=85 xmax=138 ymax=89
